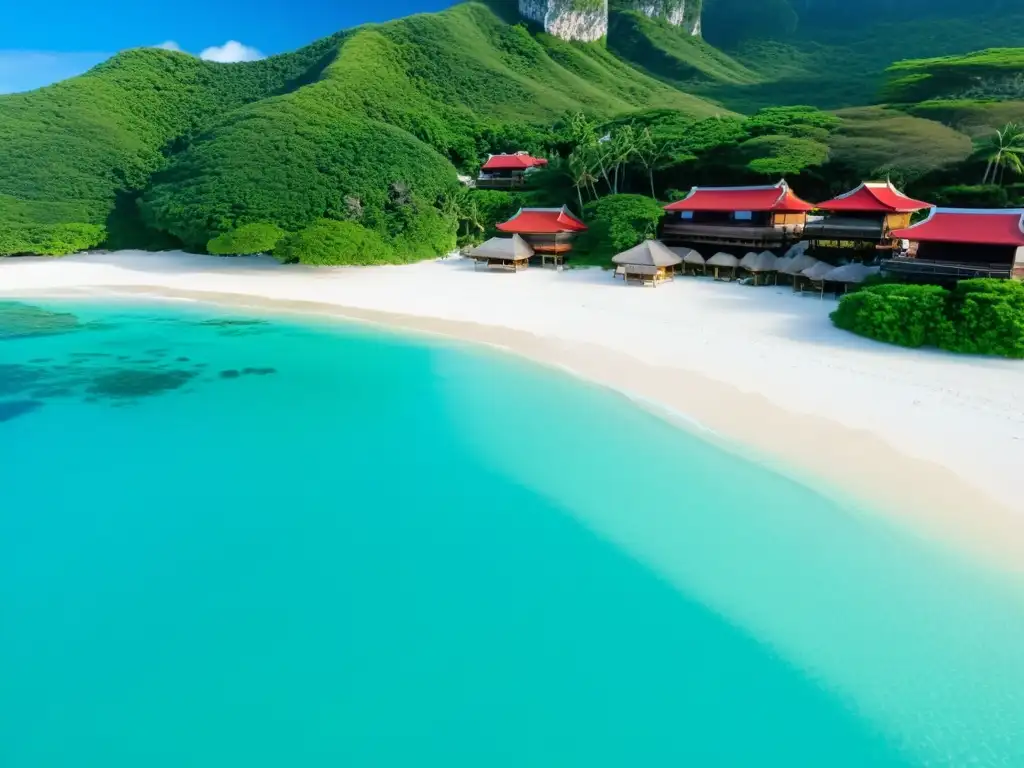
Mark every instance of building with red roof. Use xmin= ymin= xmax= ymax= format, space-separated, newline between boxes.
xmin=884 ymin=208 xmax=1024 ymax=281
xmin=496 ymin=206 xmax=587 ymax=265
xmin=806 ymin=181 xmax=934 ymax=261
xmin=661 ymin=180 xmax=813 ymax=250
xmin=477 ymin=152 xmax=549 ymax=190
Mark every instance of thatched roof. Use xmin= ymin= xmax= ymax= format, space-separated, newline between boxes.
xmin=468 ymin=234 xmax=533 ymax=261
xmin=781 ymin=253 xmax=818 ymax=275
xmin=802 ymin=261 xmax=835 ymax=280
xmin=748 ymin=251 xmax=779 ymax=272
xmin=612 ymin=240 xmax=682 ymax=267
xmin=707 ymin=252 xmax=740 ymax=268
xmin=739 ymin=251 xmax=760 ymax=269
xmin=670 ymin=247 xmax=705 ymax=265
xmin=823 ymin=263 xmax=881 ymax=283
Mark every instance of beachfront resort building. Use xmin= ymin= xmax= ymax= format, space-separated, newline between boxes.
xmin=497 ymin=206 xmax=588 ymax=266
xmin=886 ymin=208 xmax=1024 ymax=281
xmin=661 ymin=180 xmax=813 ymax=250
xmin=806 ymin=181 xmax=932 ymax=262
xmin=476 ymin=152 xmax=549 ymax=190
xmin=467 ymin=234 xmax=534 ymax=272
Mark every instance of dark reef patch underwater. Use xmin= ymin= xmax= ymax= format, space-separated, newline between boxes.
xmin=0 ymin=301 xmax=279 ymax=420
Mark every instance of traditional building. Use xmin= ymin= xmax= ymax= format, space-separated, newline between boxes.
xmin=886 ymin=208 xmax=1024 ymax=281
xmin=467 ymin=235 xmax=534 ymax=272
xmin=476 ymin=153 xmax=549 ymax=190
xmin=662 ymin=180 xmax=813 ymax=250
xmin=496 ymin=206 xmax=587 ymax=266
xmin=806 ymin=181 xmax=932 ymax=261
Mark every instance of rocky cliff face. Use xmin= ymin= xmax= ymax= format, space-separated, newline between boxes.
xmin=616 ymin=1 xmax=702 ymax=35
xmin=518 ymin=0 xmax=609 ymax=42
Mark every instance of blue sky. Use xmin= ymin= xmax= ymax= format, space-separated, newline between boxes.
xmin=0 ymin=0 xmax=455 ymax=93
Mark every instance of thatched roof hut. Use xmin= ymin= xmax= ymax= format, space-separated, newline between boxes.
xmin=823 ymin=263 xmax=881 ymax=284
xmin=748 ymin=251 xmax=779 ymax=273
xmin=781 ymin=253 xmax=818 ymax=275
xmin=739 ymin=251 xmax=760 ymax=270
xmin=613 ymin=240 xmax=682 ymax=286
xmin=613 ymin=240 xmax=682 ymax=267
xmin=707 ymin=252 xmax=740 ymax=268
xmin=670 ymin=247 xmax=705 ymax=265
xmin=468 ymin=235 xmax=534 ymax=271
xmin=802 ymin=261 xmax=835 ymax=280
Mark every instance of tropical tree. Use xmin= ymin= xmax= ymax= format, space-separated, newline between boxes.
xmin=633 ymin=126 xmax=670 ymax=198
xmin=979 ymin=123 xmax=1024 ymax=185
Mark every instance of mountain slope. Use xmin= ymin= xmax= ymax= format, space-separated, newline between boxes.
xmin=0 ymin=2 xmax=729 ymax=254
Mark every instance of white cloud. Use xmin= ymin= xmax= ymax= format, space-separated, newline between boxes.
xmin=198 ymin=40 xmax=265 ymax=63
xmin=154 ymin=41 xmax=183 ymax=52
xmin=0 ymin=50 xmax=109 ymax=94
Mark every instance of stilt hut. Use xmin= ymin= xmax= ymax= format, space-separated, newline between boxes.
xmin=887 ymin=208 xmax=1024 ymax=282
xmin=662 ymin=180 xmax=813 ymax=249
xmin=807 ymin=181 xmax=932 ymax=262
xmin=467 ymin=235 xmax=534 ymax=272
xmin=612 ymin=240 xmax=682 ymax=286
xmin=671 ymin=247 xmax=706 ymax=276
xmin=707 ymin=252 xmax=741 ymax=281
xmin=747 ymin=251 xmax=779 ymax=285
xmin=497 ymin=206 xmax=588 ymax=267
xmin=476 ymin=152 xmax=548 ymax=190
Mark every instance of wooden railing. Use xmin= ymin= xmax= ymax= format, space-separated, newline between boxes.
xmin=475 ymin=177 xmax=529 ymax=190
xmin=881 ymin=257 xmax=1012 ymax=280
xmin=661 ymin=222 xmax=804 ymax=246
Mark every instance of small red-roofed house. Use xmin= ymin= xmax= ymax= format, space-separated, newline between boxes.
xmin=806 ymin=181 xmax=933 ymax=260
xmin=885 ymin=208 xmax=1024 ymax=281
xmin=476 ymin=152 xmax=549 ymax=190
xmin=496 ymin=206 xmax=587 ymax=265
xmin=662 ymin=180 xmax=813 ymax=250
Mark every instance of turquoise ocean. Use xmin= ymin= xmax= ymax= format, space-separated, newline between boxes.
xmin=3 ymin=299 xmax=1024 ymax=767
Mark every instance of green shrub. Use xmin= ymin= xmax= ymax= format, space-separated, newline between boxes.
xmin=207 ymin=223 xmax=286 ymax=255
xmin=948 ymin=279 xmax=1024 ymax=357
xmin=274 ymin=220 xmax=395 ymax=265
xmin=575 ymin=194 xmax=666 ymax=263
xmin=831 ymin=279 xmax=1024 ymax=358
xmin=831 ymin=284 xmax=954 ymax=348
xmin=390 ymin=205 xmax=458 ymax=262
xmin=0 ymin=223 xmax=106 ymax=256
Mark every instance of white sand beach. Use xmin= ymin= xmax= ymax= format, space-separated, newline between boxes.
xmin=4 ymin=250 xmax=1024 ymax=568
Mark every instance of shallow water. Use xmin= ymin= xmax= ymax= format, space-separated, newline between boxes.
xmin=2 ymin=299 xmax=1024 ymax=767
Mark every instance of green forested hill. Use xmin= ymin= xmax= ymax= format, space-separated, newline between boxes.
xmin=1 ymin=3 xmax=727 ymax=255
xmin=2 ymin=0 xmax=1024 ymax=259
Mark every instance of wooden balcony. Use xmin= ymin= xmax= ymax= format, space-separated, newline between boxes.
xmin=661 ymin=222 xmax=804 ymax=248
xmin=881 ymin=257 xmax=1013 ymax=280
xmin=475 ymin=176 xmax=529 ymax=191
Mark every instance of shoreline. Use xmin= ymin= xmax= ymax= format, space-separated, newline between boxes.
xmin=4 ymin=251 xmax=1024 ymax=572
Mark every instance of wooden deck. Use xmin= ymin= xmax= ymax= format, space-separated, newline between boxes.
xmin=881 ymin=257 xmax=1013 ymax=280
xmin=475 ymin=177 xmax=529 ymax=191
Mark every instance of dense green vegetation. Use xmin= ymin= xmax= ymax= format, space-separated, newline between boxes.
xmin=4 ymin=0 xmax=1024 ymax=264
xmin=831 ymin=280 xmax=1024 ymax=358
xmin=207 ymin=223 xmax=286 ymax=255
xmin=574 ymin=194 xmax=666 ymax=264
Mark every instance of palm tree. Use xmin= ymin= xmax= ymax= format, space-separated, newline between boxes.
xmin=568 ymin=149 xmax=598 ymax=213
xmin=980 ymin=123 xmax=1024 ymax=185
xmin=634 ymin=127 xmax=670 ymax=199
xmin=610 ymin=125 xmax=637 ymax=194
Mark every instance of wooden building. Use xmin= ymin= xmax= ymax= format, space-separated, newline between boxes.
xmin=476 ymin=152 xmax=548 ymax=190
xmin=612 ymin=240 xmax=682 ymax=286
xmin=662 ymin=180 xmax=813 ymax=249
xmin=806 ymin=181 xmax=932 ymax=261
xmin=467 ymin=234 xmax=534 ymax=272
xmin=496 ymin=206 xmax=588 ymax=266
xmin=886 ymin=208 xmax=1024 ymax=281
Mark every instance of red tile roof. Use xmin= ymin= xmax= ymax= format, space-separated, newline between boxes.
xmin=892 ymin=208 xmax=1024 ymax=246
xmin=817 ymin=181 xmax=932 ymax=213
xmin=664 ymin=180 xmax=814 ymax=214
xmin=481 ymin=153 xmax=549 ymax=171
xmin=497 ymin=206 xmax=588 ymax=235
